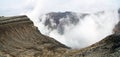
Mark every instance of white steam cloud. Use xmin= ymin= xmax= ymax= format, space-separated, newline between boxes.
xmin=24 ymin=0 xmax=120 ymax=49
xmin=39 ymin=11 xmax=119 ymax=48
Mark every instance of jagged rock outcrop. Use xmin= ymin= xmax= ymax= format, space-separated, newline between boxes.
xmin=0 ymin=15 xmax=120 ymax=57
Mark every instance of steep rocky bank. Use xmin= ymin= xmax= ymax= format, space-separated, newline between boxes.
xmin=0 ymin=15 xmax=120 ymax=57
xmin=0 ymin=15 xmax=69 ymax=57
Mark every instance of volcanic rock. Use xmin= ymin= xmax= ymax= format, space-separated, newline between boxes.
xmin=0 ymin=15 xmax=120 ymax=57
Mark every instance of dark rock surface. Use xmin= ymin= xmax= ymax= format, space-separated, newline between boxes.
xmin=113 ymin=21 xmax=120 ymax=33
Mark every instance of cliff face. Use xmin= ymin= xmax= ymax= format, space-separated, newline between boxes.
xmin=0 ymin=15 xmax=120 ymax=57
xmin=0 ymin=15 xmax=69 ymax=57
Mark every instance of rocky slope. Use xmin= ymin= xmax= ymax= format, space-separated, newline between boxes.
xmin=66 ymin=34 xmax=120 ymax=57
xmin=0 ymin=15 xmax=120 ymax=57
xmin=0 ymin=15 xmax=69 ymax=57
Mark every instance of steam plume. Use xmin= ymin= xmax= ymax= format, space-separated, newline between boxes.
xmin=24 ymin=0 xmax=120 ymax=48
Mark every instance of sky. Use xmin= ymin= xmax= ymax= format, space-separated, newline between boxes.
xmin=0 ymin=0 xmax=29 ymax=16
xmin=0 ymin=0 xmax=120 ymax=16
